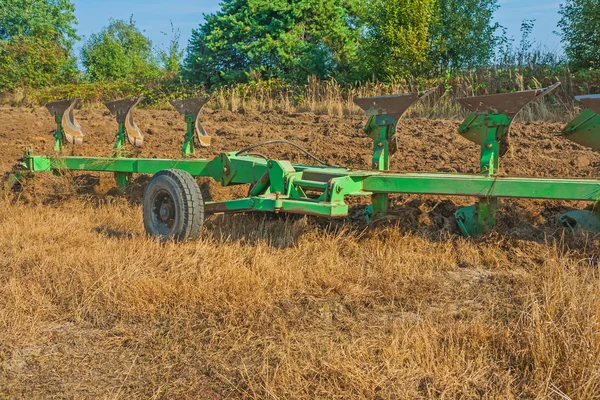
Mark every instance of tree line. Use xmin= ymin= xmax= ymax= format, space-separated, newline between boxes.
xmin=0 ymin=0 xmax=599 ymax=93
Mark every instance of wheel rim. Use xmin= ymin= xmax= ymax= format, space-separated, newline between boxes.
xmin=151 ymin=189 xmax=176 ymax=234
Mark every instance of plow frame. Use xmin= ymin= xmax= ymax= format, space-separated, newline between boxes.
xmin=16 ymin=150 xmax=600 ymax=221
xmin=7 ymin=85 xmax=600 ymax=239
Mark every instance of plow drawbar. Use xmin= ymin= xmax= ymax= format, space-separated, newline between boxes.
xmin=7 ymin=85 xmax=600 ymax=241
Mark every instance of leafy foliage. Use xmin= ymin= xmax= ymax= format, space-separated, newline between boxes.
xmin=428 ymin=0 xmax=499 ymax=72
xmin=0 ymin=0 xmax=78 ymax=91
xmin=558 ymin=0 xmax=600 ymax=69
xmin=183 ymin=0 xmax=360 ymax=86
xmin=0 ymin=34 xmax=77 ymax=91
xmin=81 ymin=18 xmax=161 ymax=82
xmin=0 ymin=0 xmax=78 ymax=45
xmin=357 ymin=0 xmax=436 ymax=78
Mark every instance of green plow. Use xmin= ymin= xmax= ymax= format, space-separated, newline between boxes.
xmin=6 ymin=86 xmax=600 ymax=241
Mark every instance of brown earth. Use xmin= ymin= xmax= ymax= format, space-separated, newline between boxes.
xmin=1 ymin=105 xmax=598 ymax=238
xmin=0 ymin=106 xmax=599 ymax=399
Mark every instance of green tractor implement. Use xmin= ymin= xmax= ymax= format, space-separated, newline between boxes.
xmin=6 ymin=85 xmax=600 ymax=241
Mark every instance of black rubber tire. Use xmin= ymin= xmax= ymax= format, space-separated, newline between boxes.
xmin=143 ymin=169 xmax=204 ymax=242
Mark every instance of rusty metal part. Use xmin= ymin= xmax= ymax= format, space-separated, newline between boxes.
xmin=353 ymin=88 xmax=437 ymax=119
xmin=457 ymin=82 xmax=561 ymax=117
xmin=104 ymin=97 xmax=144 ymax=147
xmin=45 ymin=98 xmax=86 ymax=145
xmin=171 ymin=97 xmax=212 ymax=147
xmin=575 ymin=94 xmax=600 ymax=114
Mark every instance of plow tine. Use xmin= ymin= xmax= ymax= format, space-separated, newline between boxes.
xmin=104 ymin=97 xmax=144 ymax=147
xmin=458 ymin=82 xmax=561 ymax=118
xmin=354 ymin=88 xmax=437 ymax=119
xmin=45 ymin=98 xmax=86 ymax=146
xmin=171 ymin=96 xmax=212 ymax=148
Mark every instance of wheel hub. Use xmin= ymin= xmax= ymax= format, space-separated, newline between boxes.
xmin=159 ymin=203 xmax=172 ymax=221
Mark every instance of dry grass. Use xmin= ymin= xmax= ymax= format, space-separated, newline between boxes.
xmin=209 ymin=75 xmax=577 ymax=122
xmin=1 ymin=188 xmax=599 ymax=398
xmin=4 ymin=70 xmax=585 ymax=122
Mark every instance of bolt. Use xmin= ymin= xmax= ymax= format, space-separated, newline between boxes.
xmin=377 ymin=141 xmax=383 ymax=147
xmin=485 ymin=143 xmax=493 ymax=149
xmin=268 ymin=161 xmax=273 ymax=169
xmin=336 ymin=186 xmax=342 ymax=194
xmin=223 ymin=166 xmax=230 ymax=174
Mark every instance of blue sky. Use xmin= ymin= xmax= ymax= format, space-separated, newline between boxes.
xmin=72 ymin=0 xmax=564 ymax=55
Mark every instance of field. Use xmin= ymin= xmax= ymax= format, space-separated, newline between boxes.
xmin=1 ymin=105 xmax=599 ymax=399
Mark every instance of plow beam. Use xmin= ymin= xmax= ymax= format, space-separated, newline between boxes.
xmin=105 ymin=97 xmax=144 ymax=149
xmin=354 ymin=88 xmax=437 ymax=220
xmin=171 ymin=96 xmax=212 ymax=156
xmin=45 ymin=98 xmax=86 ymax=151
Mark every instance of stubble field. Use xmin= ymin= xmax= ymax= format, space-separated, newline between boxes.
xmin=0 ymin=105 xmax=599 ymax=398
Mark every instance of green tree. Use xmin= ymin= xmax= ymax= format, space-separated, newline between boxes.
xmin=428 ymin=0 xmax=499 ymax=72
xmin=81 ymin=18 xmax=160 ymax=82
xmin=183 ymin=0 xmax=360 ymax=86
xmin=158 ymin=23 xmax=184 ymax=77
xmin=558 ymin=0 xmax=600 ymax=69
xmin=357 ymin=0 xmax=436 ymax=78
xmin=0 ymin=0 xmax=78 ymax=45
xmin=0 ymin=0 xmax=78 ymax=90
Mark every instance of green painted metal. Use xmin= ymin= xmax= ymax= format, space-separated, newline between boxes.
xmin=182 ymin=114 xmax=196 ymax=157
xmin=455 ymin=113 xmax=511 ymax=235
xmin=364 ymin=114 xmax=396 ymax=171
xmin=455 ymin=199 xmax=498 ymax=237
xmin=458 ymin=113 xmax=511 ymax=174
xmin=46 ymin=98 xmax=86 ymax=152
xmin=452 ymin=85 xmax=562 ymax=236
xmin=171 ymin=97 xmax=211 ymax=156
xmin=563 ymin=107 xmax=600 ymax=151
xmin=18 ymin=151 xmax=600 ymax=219
xmin=53 ymin=113 xmax=65 ymax=152
xmin=558 ymin=95 xmax=600 ymax=232
xmin=113 ymin=122 xmax=127 ymax=156
xmin=560 ymin=209 xmax=600 ymax=233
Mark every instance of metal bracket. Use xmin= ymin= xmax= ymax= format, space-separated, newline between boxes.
xmin=105 ymin=97 xmax=144 ymax=149
xmin=457 ymin=83 xmax=561 ymax=169
xmin=355 ymin=88 xmax=437 ymax=170
xmin=171 ymin=96 xmax=212 ymax=157
xmin=355 ymin=89 xmax=437 ymax=222
xmin=562 ymin=94 xmax=600 ymax=150
xmin=559 ymin=209 xmax=600 ymax=234
xmin=45 ymin=98 xmax=86 ymax=151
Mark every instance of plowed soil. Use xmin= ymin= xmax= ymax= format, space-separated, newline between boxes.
xmin=1 ymin=105 xmax=598 ymax=239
